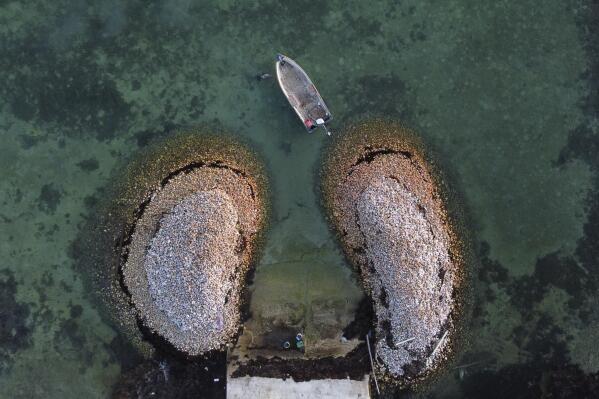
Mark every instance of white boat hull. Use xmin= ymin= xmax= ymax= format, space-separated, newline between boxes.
xmin=276 ymin=54 xmax=332 ymax=133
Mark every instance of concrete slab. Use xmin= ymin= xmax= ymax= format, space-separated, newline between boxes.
xmin=227 ymin=376 xmax=371 ymax=399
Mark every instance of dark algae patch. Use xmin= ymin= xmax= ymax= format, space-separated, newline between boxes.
xmin=460 ymin=310 xmax=599 ymax=399
xmin=461 ymin=363 xmax=599 ymax=399
xmin=112 ymin=352 xmax=227 ymax=399
xmin=0 ymin=269 xmax=33 ymax=374
xmin=460 ymin=242 xmax=597 ymax=398
xmin=231 ymin=344 xmax=370 ymax=382
xmin=132 ymin=123 xmax=178 ymax=147
xmin=342 ymin=296 xmax=374 ymax=340
xmin=76 ymin=158 xmax=99 ymax=172
xmin=340 ymin=74 xmax=415 ymax=123
xmin=37 ymin=183 xmax=63 ymax=214
xmin=0 ymin=31 xmax=131 ymax=140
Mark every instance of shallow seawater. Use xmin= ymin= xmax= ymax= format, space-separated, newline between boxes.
xmin=1 ymin=0 xmax=598 ymax=397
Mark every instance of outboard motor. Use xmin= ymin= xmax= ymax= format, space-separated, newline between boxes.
xmin=316 ymin=118 xmax=332 ymax=136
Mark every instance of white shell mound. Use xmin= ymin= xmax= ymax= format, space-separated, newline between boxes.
xmin=357 ymin=178 xmax=454 ymax=376
xmin=126 ymin=189 xmax=245 ymax=355
xmin=145 ymin=190 xmax=240 ymax=351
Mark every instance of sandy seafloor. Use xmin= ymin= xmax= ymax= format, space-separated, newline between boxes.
xmin=1 ymin=0 xmax=598 ymax=397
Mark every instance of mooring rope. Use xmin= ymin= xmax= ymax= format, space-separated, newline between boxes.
xmin=365 ymin=332 xmax=381 ymax=395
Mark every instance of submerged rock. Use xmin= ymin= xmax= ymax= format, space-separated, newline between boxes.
xmin=76 ymin=131 xmax=268 ymax=356
xmin=321 ymin=120 xmax=470 ymax=387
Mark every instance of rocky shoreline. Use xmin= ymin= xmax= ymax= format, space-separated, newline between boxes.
xmin=321 ymin=119 xmax=470 ymax=388
xmin=74 ymin=122 xmax=470 ymax=396
xmin=76 ymin=130 xmax=269 ymax=357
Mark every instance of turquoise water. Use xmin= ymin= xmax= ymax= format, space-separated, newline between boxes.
xmin=1 ymin=0 xmax=598 ymax=397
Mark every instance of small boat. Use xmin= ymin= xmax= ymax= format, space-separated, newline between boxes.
xmin=276 ymin=54 xmax=332 ymax=135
